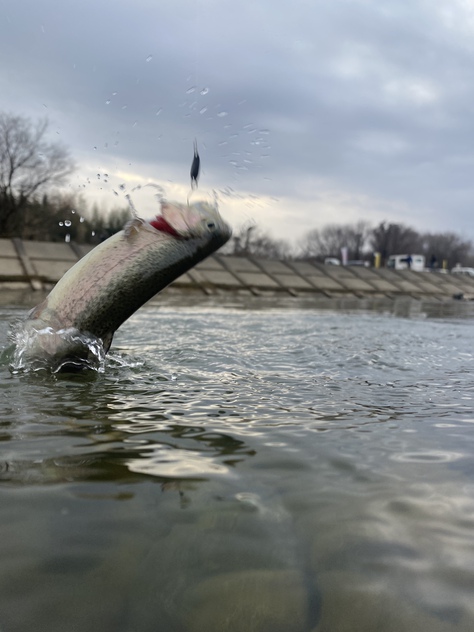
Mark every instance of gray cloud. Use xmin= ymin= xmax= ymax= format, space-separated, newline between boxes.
xmin=1 ymin=0 xmax=474 ymax=241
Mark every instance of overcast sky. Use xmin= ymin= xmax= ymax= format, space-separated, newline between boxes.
xmin=2 ymin=0 xmax=474 ymax=244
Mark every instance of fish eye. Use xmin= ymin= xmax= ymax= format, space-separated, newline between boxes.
xmin=207 ymin=222 xmax=216 ymax=230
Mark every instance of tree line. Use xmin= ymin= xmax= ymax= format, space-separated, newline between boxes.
xmin=1 ymin=111 xmax=473 ymax=267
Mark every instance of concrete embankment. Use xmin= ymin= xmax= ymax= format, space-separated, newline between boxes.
xmin=1 ymin=237 xmax=474 ymax=301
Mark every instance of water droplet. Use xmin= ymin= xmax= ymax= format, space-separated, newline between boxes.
xmin=97 ymin=174 xmax=101 ymax=179
xmin=93 ymin=146 xmax=97 ymax=151
xmin=229 ymin=133 xmax=239 ymax=139
xmin=259 ymin=129 xmax=270 ymax=134
xmin=218 ymin=141 xmax=228 ymax=146
xmin=243 ymin=123 xmax=254 ymax=129
xmin=186 ymin=86 xmax=196 ymax=94
xmin=112 ymin=91 xmax=117 ymax=96
xmin=113 ymin=190 xmax=119 ymax=196
xmin=217 ymin=111 xmax=228 ymax=118
xmin=199 ymin=107 xmax=208 ymax=114
xmin=64 ymin=220 xmax=72 ymax=227
xmin=71 ymin=209 xmax=76 ymax=214
xmin=171 ymin=373 xmax=177 ymax=381
xmin=91 ymin=231 xmax=96 ymax=237
xmin=155 ymin=108 xmax=163 ymax=116
xmin=200 ymin=87 xmax=209 ymax=95
xmin=247 ymin=128 xmax=257 ymax=134
xmin=229 ymin=160 xmax=238 ymax=166
xmin=105 ymin=100 xmax=111 ymax=105
xmin=80 ymin=216 xmax=85 ymax=223
xmin=119 ymin=183 xmax=126 ymax=190
xmin=58 ymin=221 xmax=64 ymax=227
xmin=146 ymin=55 xmax=153 ymax=62
xmin=132 ymin=121 xmax=137 ymax=127
xmin=122 ymin=105 xmax=127 ymax=110
xmin=65 ymin=234 xmax=71 ymax=243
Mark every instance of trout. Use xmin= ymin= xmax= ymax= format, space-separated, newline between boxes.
xmin=17 ymin=200 xmax=231 ymax=371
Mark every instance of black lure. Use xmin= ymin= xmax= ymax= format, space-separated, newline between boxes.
xmin=190 ymin=139 xmax=200 ymax=189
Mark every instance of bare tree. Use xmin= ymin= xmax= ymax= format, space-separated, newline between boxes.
xmin=0 ymin=112 xmax=75 ymax=236
xmin=369 ymin=222 xmax=421 ymax=263
xmin=301 ymin=221 xmax=371 ymax=260
xmin=223 ymin=223 xmax=292 ymax=259
xmin=420 ymin=231 xmax=473 ymax=269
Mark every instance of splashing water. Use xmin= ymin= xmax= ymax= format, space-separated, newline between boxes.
xmin=10 ymin=322 xmax=106 ymax=374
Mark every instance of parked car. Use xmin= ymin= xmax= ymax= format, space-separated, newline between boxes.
xmin=324 ymin=258 xmax=341 ymax=265
xmin=451 ymin=266 xmax=474 ymax=277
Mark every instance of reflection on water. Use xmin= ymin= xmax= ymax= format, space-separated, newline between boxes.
xmin=1 ymin=297 xmax=474 ymax=631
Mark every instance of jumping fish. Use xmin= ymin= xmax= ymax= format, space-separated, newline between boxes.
xmin=17 ymin=200 xmax=231 ymax=371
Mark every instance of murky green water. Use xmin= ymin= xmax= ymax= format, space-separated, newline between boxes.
xmin=1 ymin=295 xmax=474 ymax=632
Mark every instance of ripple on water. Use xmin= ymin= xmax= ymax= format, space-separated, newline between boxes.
xmin=2 ymin=303 xmax=474 ymax=630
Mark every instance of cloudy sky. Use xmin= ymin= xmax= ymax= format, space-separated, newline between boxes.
xmin=2 ymin=0 xmax=474 ymax=244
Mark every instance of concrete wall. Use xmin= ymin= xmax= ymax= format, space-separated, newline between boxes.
xmin=1 ymin=238 xmax=474 ymax=300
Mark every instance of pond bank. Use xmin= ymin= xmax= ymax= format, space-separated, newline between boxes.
xmin=1 ymin=237 xmax=474 ymax=303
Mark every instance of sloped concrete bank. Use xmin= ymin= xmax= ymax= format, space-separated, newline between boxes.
xmin=1 ymin=238 xmax=474 ymax=303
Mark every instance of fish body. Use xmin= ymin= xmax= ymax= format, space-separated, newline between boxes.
xmin=19 ymin=200 xmax=231 ymax=370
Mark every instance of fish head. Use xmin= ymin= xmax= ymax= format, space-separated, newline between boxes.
xmin=149 ymin=200 xmax=232 ymax=249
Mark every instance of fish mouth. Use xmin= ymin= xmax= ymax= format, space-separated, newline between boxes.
xmin=149 ymin=215 xmax=182 ymax=238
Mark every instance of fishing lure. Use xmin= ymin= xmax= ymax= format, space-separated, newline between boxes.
xmin=190 ymin=139 xmax=200 ymax=189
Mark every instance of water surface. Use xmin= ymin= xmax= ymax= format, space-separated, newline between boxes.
xmin=1 ymin=296 xmax=474 ymax=631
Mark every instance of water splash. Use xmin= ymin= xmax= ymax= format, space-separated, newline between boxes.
xmin=10 ymin=322 xmax=106 ymax=374
xmin=200 ymin=87 xmax=209 ymax=95
xmin=125 ymin=194 xmax=139 ymax=218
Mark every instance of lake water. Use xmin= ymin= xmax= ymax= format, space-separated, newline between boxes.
xmin=1 ymin=294 xmax=474 ymax=632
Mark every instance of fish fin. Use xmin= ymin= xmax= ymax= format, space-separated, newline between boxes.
xmin=102 ymin=332 xmax=114 ymax=353
xmin=123 ymin=218 xmax=144 ymax=240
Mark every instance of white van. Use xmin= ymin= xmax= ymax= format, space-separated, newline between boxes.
xmin=387 ymin=254 xmax=425 ymax=271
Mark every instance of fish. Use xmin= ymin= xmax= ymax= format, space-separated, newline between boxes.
xmin=17 ymin=200 xmax=231 ymax=371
